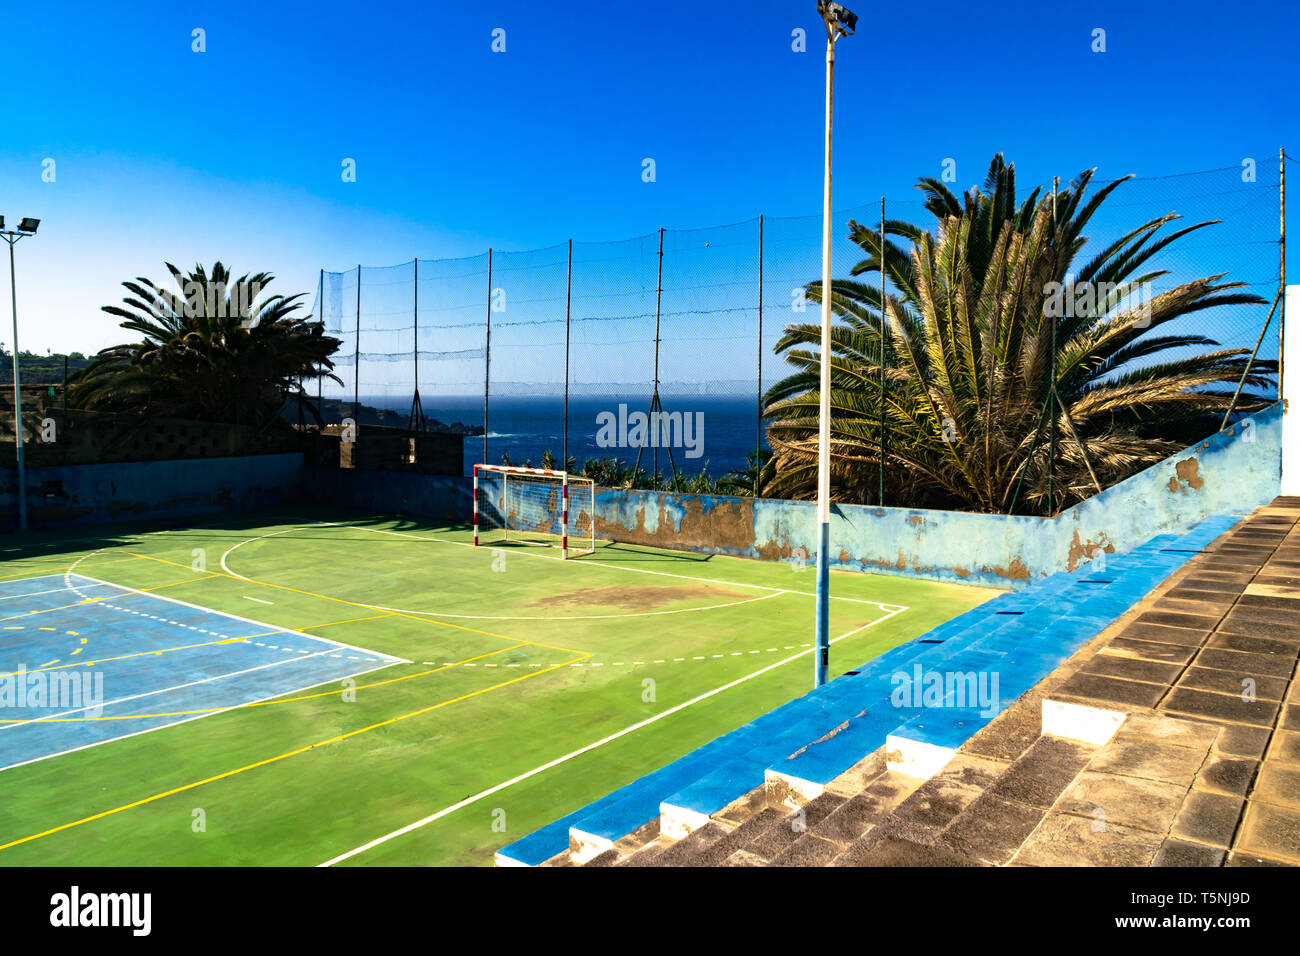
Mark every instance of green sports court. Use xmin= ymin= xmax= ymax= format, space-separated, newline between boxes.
xmin=0 ymin=508 xmax=996 ymax=866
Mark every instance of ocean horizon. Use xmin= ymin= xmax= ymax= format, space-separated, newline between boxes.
xmin=353 ymin=392 xmax=769 ymax=479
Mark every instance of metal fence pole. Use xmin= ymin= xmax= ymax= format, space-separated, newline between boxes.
xmin=756 ymin=214 xmax=763 ymax=497
xmin=879 ymin=196 xmax=886 ymax=508
xmin=564 ymin=238 xmax=572 ymax=469
xmin=354 ymin=263 xmax=361 ymax=416
xmin=317 ymin=269 xmax=324 ymax=420
xmin=484 ymin=248 xmax=492 ymax=467
xmin=1281 ymin=147 xmax=1287 ymax=403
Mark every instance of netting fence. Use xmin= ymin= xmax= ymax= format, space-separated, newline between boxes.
xmin=308 ymin=159 xmax=1286 ymax=492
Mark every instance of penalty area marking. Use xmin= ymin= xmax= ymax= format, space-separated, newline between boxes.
xmin=317 ymin=606 xmax=905 ymax=867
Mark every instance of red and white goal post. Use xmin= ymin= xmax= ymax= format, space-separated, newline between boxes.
xmin=472 ymin=465 xmax=596 ymax=559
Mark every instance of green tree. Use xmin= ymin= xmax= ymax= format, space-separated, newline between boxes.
xmin=763 ymin=155 xmax=1274 ymax=514
xmin=69 ymin=262 xmax=341 ymax=425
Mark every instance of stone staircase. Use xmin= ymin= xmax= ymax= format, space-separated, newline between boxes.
xmin=540 ymin=496 xmax=1300 ymax=867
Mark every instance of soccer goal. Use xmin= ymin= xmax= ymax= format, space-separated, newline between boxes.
xmin=472 ymin=465 xmax=596 ymax=558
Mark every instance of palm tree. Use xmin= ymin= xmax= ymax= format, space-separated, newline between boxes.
xmin=70 ymin=263 xmax=341 ymax=426
xmin=763 ymin=155 xmax=1274 ymax=514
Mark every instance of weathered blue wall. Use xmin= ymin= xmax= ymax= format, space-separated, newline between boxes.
xmin=1058 ymin=402 xmax=1284 ymax=570
xmin=591 ymin=403 xmax=1283 ymax=589
xmin=0 ymin=453 xmax=305 ymax=531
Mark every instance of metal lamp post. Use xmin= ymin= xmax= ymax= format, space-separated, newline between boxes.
xmin=2 ymin=216 xmax=40 ymax=531
xmin=813 ymin=2 xmax=855 ymax=687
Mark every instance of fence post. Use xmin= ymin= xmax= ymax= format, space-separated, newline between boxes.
xmin=317 ymin=269 xmax=324 ymax=422
xmin=354 ymin=263 xmax=361 ymax=417
xmin=879 ymin=196 xmax=886 ymax=508
xmin=756 ymin=214 xmax=763 ymax=497
xmin=484 ymin=248 xmax=492 ymax=467
xmin=1281 ymin=147 xmax=1287 ymax=402
xmin=564 ymin=238 xmax=572 ymax=470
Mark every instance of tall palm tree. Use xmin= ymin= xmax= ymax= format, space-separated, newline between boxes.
xmin=70 ymin=263 xmax=341 ymax=426
xmin=763 ymin=155 xmax=1274 ymax=514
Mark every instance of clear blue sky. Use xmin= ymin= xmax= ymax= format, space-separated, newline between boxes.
xmin=1 ymin=0 xmax=1295 ymax=355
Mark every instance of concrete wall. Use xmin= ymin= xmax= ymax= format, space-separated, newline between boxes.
xmin=593 ymin=402 xmax=1284 ymax=589
xmin=0 ymin=453 xmax=305 ymax=531
xmin=302 ymin=465 xmax=472 ymax=523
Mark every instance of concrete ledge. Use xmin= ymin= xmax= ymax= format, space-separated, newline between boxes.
xmin=492 ymin=850 xmax=531 ymax=867
xmin=568 ymin=827 xmax=615 ymax=864
xmin=885 ymin=732 xmax=957 ymax=779
xmin=764 ymin=767 xmax=826 ymax=804
xmin=1042 ymin=698 xmax=1127 ymax=745
xmin=659 ymin=801 xmax=711 ymax=840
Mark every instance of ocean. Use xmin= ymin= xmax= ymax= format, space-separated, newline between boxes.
xmin=364 ymin=393 xmax=768 ymax=479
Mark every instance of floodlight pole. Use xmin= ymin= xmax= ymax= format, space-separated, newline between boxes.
xmin=3 ymin=229 xmax=33 ymax=531
xmin=814 ymin=4 xmax=853 ymax=688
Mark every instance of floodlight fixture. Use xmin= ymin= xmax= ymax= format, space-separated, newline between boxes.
xmin=17 ymin=218 xmax=39 ymax=234
xmin=817 ymin=0 xmax=857 ymax=37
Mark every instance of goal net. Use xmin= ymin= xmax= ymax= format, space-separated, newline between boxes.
xmin=473 ymin=465 xmax=596 ymax=558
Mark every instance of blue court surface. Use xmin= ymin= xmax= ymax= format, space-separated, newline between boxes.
xmin=0 ymin=573 xmax=406 ymax=772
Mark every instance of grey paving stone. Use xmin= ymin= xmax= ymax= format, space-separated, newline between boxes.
xmin=985 ymin=736 xmax=1096 ymax=809
xmin=1117 ymin=712 xmax=1220 ymax=750
xmin=1194 ymin=647 xmax=1295 ymax=679
xmin=1057 ymin=672 xmax=1167 ymax=709
xmin=1170 ymin=791 xmax=1244 ymax=849
xmin=834 ymin=834 xmax=979 ymax=867
xmin=1162 ymin=687 xmax=1279 ymax=728
xmin=1214 ymin=723 xmax=1273 ymax=759
xmin=768 ymin=833 xmax=842 ymax=866
xmin=1014 ymin=812 xmax=1163 ymax=867
xmin=1087 ymin=737 xmax=1208 ymax=787
xmin=1081 ymin=654 xmax=1182 ymax=685
xmin=1194 ymin=754 xmax=1258 ymax=797
xmin=1058 ymin=770 xmax=1188 ymax=834
xmin=1251 ymin=764 xmax=1300 ymax=811
xmin=1178 ymin=666 xmax=1289 ymax=702
xmin=1153 ymin=838 xmax=1226 ymax=867
xmin=811 ymin=791 xmax=892 ymax=846
xmin=1102 ymin=638 xmax=1198 ymax=665
xmin=940 ymin=794 xmax=1043 ymax=866
xmin=1235 ymin=801 xmax=1300 ymax=865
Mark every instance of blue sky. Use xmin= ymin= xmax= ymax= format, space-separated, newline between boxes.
xmin=0 ymin=0 xmax=1295 ymax=355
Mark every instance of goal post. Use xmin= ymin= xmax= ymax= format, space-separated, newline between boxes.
xmin=472 ymin=464 xmax=596 ymax=558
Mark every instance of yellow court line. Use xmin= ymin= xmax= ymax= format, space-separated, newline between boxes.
xmin=301 ymin=613 xmax=394 ymax=630
xmin=0 ymin=575 xmax=207 ymax=625
xmin=0 ymin=652 xmax=588 ymax=853
xmin=123 ymin=550 xmax=587 ymax=657
xmin=2 ymin=635 xmax=248 ymax=679
xmin=0 ymin=554 xmax=144 ymax=579
xmin=0 ymin=641 xmax=534 ymax=723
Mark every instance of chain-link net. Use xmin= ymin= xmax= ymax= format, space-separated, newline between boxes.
xmin=309 ymin=162 xmax=1283 ymax=487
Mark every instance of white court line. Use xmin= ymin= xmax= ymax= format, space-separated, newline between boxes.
xmin=220 ymin=523 xmax=910 ymax=620
xmin=317 ymin=606 xmax=905 ymax=867
xmin=0 ymin=582 xmax=114 ymax=603
xmin=0 ymin=644 xmax=345 ymax=733
xmin=0 ymin=659 xmax=399 ymax=776
xmin=64 ymin=571 xmax=410 ymax=665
